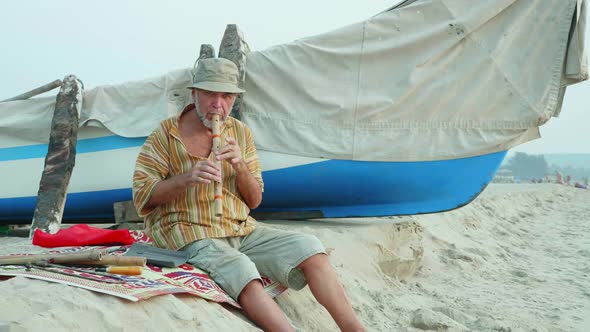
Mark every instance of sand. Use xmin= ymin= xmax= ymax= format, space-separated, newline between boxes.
xmin=0 ymin=184 xmax=589 ymax=331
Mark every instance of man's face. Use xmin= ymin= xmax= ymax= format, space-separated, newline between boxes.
xmin=193 ymin=89 xmax=236 ymax=129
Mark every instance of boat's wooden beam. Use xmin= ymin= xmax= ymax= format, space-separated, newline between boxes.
xmin=30 ymin=75 xmax=82 ymax=237
xmin=113 ymin=201 xmax=142 ymax=224
xmin=218 ymin=24 xmax=249 ymax=119
xmin=199 ymin=44 xmax=215 ymax=60
xmin=191 ymin=44 xmax=214 ymax=80
xmin=1 ymin=79 xmax=63 ymax=103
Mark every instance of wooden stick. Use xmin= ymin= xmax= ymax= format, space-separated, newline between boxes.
xmin=211 ymin=114 xmax=223 ymax=217
xmin=0 ymin=250 xmax=102 ymax=266
xmin=192 ymin=44 xmax=215 ymax=80
xmin=199 ymin=44 xmax=215 ymax=60
xmin=1 ymin=79 xmax=63 ymax=102
xmin=30 ymin=75 xmax=82 ymax=237
xmin=76 ymin=255 xmax=146 ymax=267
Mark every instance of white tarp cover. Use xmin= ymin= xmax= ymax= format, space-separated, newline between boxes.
xmin=0 ymin=0 xmax=587 ymax=161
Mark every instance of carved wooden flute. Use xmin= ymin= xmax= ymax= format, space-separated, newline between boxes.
xmin=211 ymin=114 xmax=223 ymax=217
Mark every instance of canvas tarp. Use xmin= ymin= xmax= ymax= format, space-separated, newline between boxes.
xmin=0 ymin=0 xmax=586 ymax=161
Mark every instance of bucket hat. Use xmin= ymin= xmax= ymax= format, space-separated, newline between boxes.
xmin=187 ymin=58 xmax=245 ymax=93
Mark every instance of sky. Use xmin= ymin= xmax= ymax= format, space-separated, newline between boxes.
xmin=1 ymin=0 xmax=588 ymax=155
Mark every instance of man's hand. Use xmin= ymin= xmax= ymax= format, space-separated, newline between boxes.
xmin=216 ymin=136 xmax=243 ymax=166
xmin=185 ymin=160 xmax=221 ymax=185
xmin=144 ymin=160 xmax=220 ymax=210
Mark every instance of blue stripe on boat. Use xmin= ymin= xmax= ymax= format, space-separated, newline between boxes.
xmin=0 ymin=151 xmax=506 ymax=221
xmin=0 ymin=136 xmax=145 ymax=161
xmin=0 ymin=188 xmax=133 ymax=221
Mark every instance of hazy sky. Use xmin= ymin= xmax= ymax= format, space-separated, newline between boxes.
xmin=2 ymin=1 xmax=588 ymax=154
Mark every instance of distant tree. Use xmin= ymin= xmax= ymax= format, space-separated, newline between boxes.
xmin=506 ymin=152 xmax=549 ymax=179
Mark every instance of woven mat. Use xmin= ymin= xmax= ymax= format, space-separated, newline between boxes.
xmin=0 ymin=230 xmax=287 ymax=306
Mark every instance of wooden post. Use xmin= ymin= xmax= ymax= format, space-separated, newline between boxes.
xmin=199 ymin=44 xmax=215 ymax=60
xmin=1 ymin=79 xmax=63 ymax=102
xmin=219 ymin=24 xmax=249 ymax=119
xmin=113 ymin=200 xmax=142 ymax=224
xmin=190 ymin=44 xmax=215 ymax=85
xmin=30 ymin=75 xmax=82 ymax=238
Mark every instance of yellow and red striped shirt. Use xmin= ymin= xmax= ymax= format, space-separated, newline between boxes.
xmin=133 ymin=107 xmax=263 ymax=250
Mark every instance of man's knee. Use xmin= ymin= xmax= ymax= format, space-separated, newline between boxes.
xmin=297 ymin=252 xmax=329 ymax=272
xmin=238 ymin=279 xmax=265 ymax=303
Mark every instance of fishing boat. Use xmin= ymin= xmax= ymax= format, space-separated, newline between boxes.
xmin=0 ymin=0 xmax=586 ymax=222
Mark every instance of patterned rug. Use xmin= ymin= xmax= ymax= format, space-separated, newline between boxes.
xmin=0 ymin=231 xmax=287 ymax=306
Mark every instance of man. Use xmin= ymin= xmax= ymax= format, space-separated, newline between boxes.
xmin=133 ymin=57 xmax=365 ymax=332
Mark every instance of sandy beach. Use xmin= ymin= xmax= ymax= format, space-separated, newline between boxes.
xmin=1 ymin=183 xmax=589 ymax=331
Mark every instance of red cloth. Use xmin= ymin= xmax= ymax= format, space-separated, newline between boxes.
xmin=32 ymin=224 xmax=135 ymax=248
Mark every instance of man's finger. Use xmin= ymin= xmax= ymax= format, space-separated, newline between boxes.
xmin=198 ymin=162 xmax=220 ymax=172
xmin=196 ymin=176 xmax=211 ymax=184
xmin=217 ymin=146 xmax=231 ymax=155
xmin=203 ymin=166 xmax=221 ymax=176
xmin=202 ymin=160 xmax=219 ymax=168
xmin=204 ymin=173 xmax=221 ymax=182
xmin=216 ymin=150 xmax=232 ymax=160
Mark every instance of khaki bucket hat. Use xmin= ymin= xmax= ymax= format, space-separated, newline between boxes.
xmin=187 ymin=58 xmax=245 ymax=93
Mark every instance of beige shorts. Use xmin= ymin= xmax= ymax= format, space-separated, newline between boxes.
xmin=181 ymin=226 xmax=326 ymax=301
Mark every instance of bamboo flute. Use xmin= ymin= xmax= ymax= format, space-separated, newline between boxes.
xmin=76 ymin=255 xmax=146 ymax=267
xmin=0 ymin=249 xmax=102 ymax=265
xmin=211 ymin=114 xmax=223 ymax=217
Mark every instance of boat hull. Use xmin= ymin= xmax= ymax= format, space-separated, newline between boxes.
xmin=0 ymin=133 xmax=506 ymax=222
xmin=259 ymin=152 xmax=505 ymax=218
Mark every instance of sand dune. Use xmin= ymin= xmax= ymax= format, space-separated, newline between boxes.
xmin=1 ymin=184 xmax=589 ymax=331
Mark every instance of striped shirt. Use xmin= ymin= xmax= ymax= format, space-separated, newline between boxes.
xmin=133 ymin=105 xmax=263 ymax=250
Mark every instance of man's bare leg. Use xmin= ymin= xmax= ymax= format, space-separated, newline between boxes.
xmin=238 ymin=280 xmax=294 ymax=332
xmin=299 ymin=254 xmax=366 ymax=332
